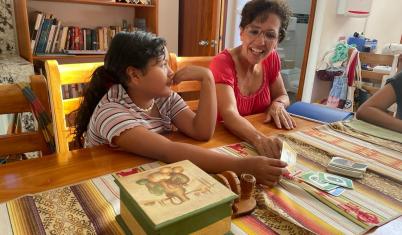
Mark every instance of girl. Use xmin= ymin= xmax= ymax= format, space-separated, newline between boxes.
xmin=74 ymin=31 xmax=287 ymax=186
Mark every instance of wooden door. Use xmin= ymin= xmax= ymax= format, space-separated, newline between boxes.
xmin=296 ymin=0 xmax=317 ymax=101
xmin=179 ymin=0 xmax=226 ymax=56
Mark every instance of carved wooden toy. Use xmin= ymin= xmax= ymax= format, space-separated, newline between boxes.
xmin=215 ymin=171 xmax=257 ymax=217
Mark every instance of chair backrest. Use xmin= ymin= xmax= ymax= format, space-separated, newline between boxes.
xmin=348 ymin=48 xmax=399 ymax=94
xmin=169 ymin=53 xmax=213 ymax=111
xmin=0 ymin=75 xmax=52 ymax=156
xmin=45 ymin=53 xmax=213 ymax=153
xmin=45 ymin=60 xmax=103 ymax=153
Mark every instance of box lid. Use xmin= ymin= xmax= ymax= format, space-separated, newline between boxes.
xmin=116 ymin=160 xmax=237 ymax=230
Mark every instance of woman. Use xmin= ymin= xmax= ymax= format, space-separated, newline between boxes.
xmin=210 ymin=0 xmax=296 ymax=158
xmin=73 ymin=31 xmax=288 ymax=186
xmin=356 ymin=71 xmax=402 ymax=133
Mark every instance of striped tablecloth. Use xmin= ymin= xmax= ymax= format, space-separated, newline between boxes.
xmin=1 ymin=120 xmax=401 ymax=235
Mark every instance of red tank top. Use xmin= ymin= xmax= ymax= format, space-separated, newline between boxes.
xmin=210 ymin=49 xmax=281 ymax=120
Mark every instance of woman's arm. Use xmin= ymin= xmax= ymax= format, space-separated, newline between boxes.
xmin=216 ymin=84 xmax=282 ymax=158
xmin=356 ymin=84 xmax=402 ymax=132
xmin=265 ymin=73 xmax=296 ymax=129
xmin=172 ymin=66 xmax=217 ymax=141
xmin=269 ymin=73 xmax=290 ymax=106
xmin=113 ymin=126 xmax=288 ymax=186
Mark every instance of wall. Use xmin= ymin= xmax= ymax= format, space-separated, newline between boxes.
xmin=158 ymin=0 xmax=179 ymax=54
xmin=365 ymin=0 xmax=402 ymax=50
xmin=28 ymin=1 xmax=135 ymax=29
xmin=302 ymin=0 xmax=402 ymax=103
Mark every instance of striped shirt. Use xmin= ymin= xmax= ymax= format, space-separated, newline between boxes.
xmin=85 ymin=84 xmax=188 ymax=147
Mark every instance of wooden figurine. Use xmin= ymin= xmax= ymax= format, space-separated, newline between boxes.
xmin=215 ymin=171 xmax=257 ymax=217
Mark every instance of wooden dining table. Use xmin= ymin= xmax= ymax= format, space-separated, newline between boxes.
xmin=0 ymin=113 xmax=400 ymax=234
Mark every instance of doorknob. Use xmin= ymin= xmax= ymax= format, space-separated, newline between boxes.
xmin=210 ymin=40 xmax=217 ymax=48
xmin=198 ymin=40 xmax=209 ymax=46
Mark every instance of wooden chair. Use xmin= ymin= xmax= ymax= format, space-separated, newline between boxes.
xmin=45 ymin=60 xmax=103 ymax=153
xmin=348 ymin=48 xmax=399 ymax=95
xmin=169 ymin=53 xmax=213 ymax=111
xmin=0 ymin=75 xmax=52 ymax=156
xmin=45 ymin=53 xmax=212 ymax=153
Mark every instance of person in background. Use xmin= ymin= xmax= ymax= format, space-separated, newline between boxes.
xmin=73 ymin=31 xmax=288 ymax=186
xmin=356 ymin=71 xmax=402 ymax=133
xmin=210 ymin=0 xmax=295 ymax=158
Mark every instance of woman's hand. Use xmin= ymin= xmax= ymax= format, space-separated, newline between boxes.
xmin=239 ymin=156 xmax=288 ymax=187
xmin=252 ymin=135 xmax=282 ymax=158
xmin=265 ymin=101 xmax=296 ymax=129
xmin=172 ymin=66 xmax=213 ymax=84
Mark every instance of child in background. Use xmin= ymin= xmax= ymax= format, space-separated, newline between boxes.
xmin=356 ymin=71 xmax=402 ymax=133
xmin=74 ymin=31 xmax=288 ymax=186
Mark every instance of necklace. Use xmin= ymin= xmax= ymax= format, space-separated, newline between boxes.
xmin=133 ymin=99 xmax=155 ymax=112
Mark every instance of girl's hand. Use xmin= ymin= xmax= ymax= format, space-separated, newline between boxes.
xmin=265 ymin=101 xmax=296 ymax=130
xmin=239 ymin=156 xmax=288 ymax=187
xmin=172 ymin=66 xmax=213 ymax=84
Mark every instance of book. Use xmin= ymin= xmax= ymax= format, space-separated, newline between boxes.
xmin=29 ymin=11 xmax=43 ymax=53
xmin=114 ymin=160 xmax=237 ymax=235
xmin=91 ymin=29 xmax=98 ymax=50
xmin=98 ymin=27 xmax=104 ymax=51
xmin=287 ymin=101 xmax=354 ymax=124
xmin=45 ymin=24 xmax=56 ymax=53
xmin=35 ymin=18 xmax=53 ymax=54
xmin=85 ymin=29 xmax=92 ymax=51
xmin=51 ymin=21 xmax=62 ymax=53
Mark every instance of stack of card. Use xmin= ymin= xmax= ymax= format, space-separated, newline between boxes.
xmin=300 ymin=171 xmax=354 ymax=196
xmin=327 ymin=157 xmax=368 ymax=178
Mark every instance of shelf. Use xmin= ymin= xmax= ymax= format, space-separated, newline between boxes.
xmin=15 ymin=0 xmax=159 ymax=63
xmin=30 ymin=0 xmax=156 ymax=8
xmin=32 ymin=54 xmax=105 ymax=60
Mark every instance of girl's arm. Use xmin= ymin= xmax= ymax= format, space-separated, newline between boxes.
xmin=216 ymin=83 xmax=282 ymax=158
xmin=113 ymin=126 xmax=288 ymax=186
xmin=172 ymin=66 xmax=217 ymax=141
xmin=356 ymin=84 xmax=402 ymax=132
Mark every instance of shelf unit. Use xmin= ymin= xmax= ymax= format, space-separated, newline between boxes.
xmin=14 ymin=0 xmax=159 ymax=63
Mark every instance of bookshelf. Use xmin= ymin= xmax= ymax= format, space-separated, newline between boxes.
xmin=14 ymin=0 xmax=159 ymax=63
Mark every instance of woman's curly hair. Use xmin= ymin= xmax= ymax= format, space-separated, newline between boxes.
xmin=240 ymin=0 xmax=293 ymax=43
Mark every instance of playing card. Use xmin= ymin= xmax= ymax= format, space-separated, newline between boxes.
xmin=327 ymin=187 xmax=345 ymax=197
xmin=329 ymin=157 xmax=368 ymax=172
xmin=281 ymin=141 xmax=297 ymax=172
xmin=327 ymin=164 xmax=364 ymax=178
xmin=319 ymin=172 xmax=354 ymax=189
xmin=300 ymin=171 xmax=338 ymax=191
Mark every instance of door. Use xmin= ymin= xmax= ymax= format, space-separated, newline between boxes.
xmin=179 ymin=0 xmax=227 ymax=56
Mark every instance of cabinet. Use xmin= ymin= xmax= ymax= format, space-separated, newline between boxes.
xmin=13 ymin=0 xmax=159 ymax=63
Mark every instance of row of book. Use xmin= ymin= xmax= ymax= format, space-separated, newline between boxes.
xmin=62 ymin=83 xmax=86 ymax=100
xmin=29 ymin=12 xmax=146 ymax=55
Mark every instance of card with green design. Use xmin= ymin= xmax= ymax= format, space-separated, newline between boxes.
xmin=300 ymin=171 xmax=338 ymax=191
xmin=318 ymin=172 xmax=354 ymax=189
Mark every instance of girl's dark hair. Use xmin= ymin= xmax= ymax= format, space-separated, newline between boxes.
xmin=74 ymin=31 xmax=166 ymax=147
xmin=240 ymin=0 xmax=292 ymax=43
